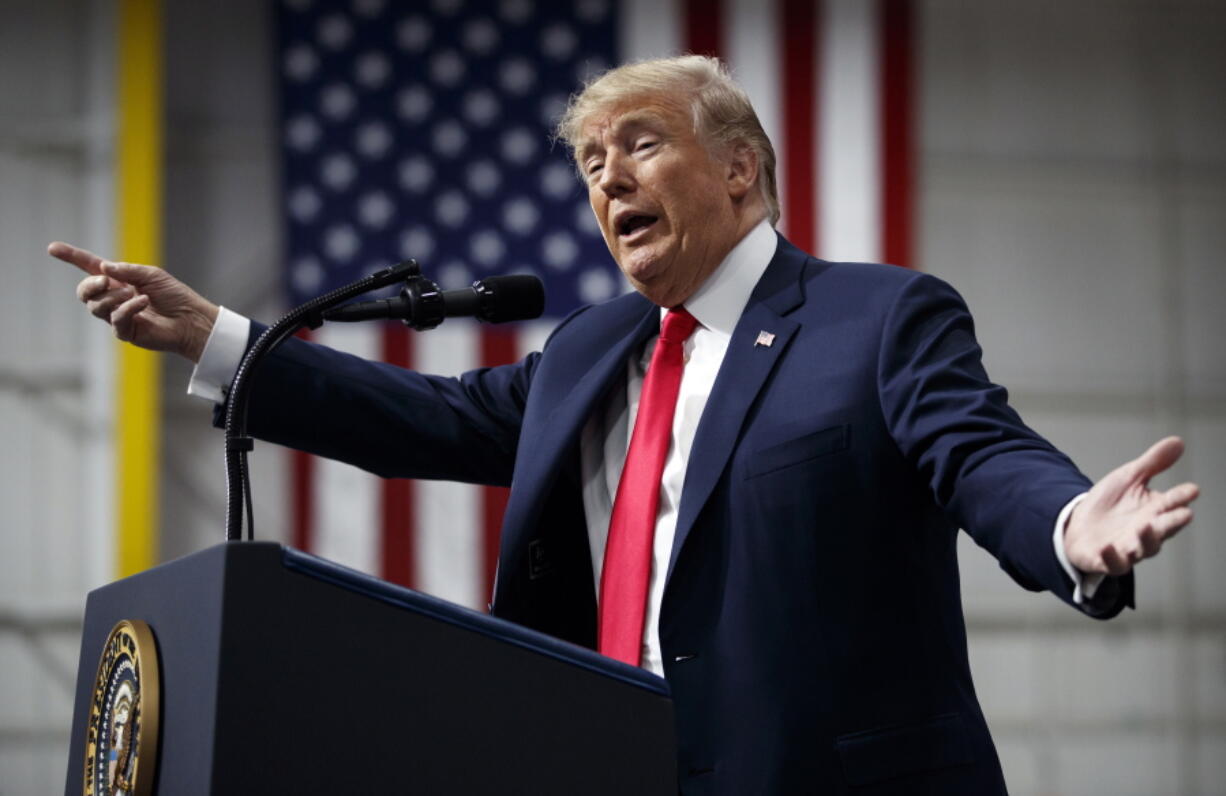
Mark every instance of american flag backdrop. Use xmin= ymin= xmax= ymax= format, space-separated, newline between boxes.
xmin=275 ymin=0 xmax=914 ymax=610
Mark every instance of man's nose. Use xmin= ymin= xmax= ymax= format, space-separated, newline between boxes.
xmin=598 ymin=152 xmax=634 ymax=196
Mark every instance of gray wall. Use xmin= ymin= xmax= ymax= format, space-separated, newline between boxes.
xmin=923 ymin=2 xmax=1225 ymax=793
xmin=0 ymin=1 xmax=116 ymax=792
xmin=160 ymin=0 xmax=285 ymax=561
xmin=0 ymin=1 xmax=1222 ymax=793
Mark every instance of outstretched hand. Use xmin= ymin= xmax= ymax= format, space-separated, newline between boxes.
xmin=1064 ymin=436 xmax=1199 ymax=576
xmin=49 ymin=242 xmax=219 ymax=362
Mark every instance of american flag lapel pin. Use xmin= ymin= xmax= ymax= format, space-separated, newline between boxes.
xmin=754 ymin=330 xmax=776 ymax=348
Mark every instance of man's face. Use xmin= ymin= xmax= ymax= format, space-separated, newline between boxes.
xmin=577 ymin=95 xmax=742 ymax=307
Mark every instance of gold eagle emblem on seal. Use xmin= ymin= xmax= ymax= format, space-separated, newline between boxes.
xmin=84 ymin=620 xmax=160 ymax=796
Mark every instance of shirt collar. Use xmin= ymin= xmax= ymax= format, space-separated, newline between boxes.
xmin=661 ymin=218 xmax=777 ymax=337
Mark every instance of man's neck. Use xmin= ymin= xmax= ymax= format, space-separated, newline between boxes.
xmin=671 ymin=218 xmax=777 ymax=337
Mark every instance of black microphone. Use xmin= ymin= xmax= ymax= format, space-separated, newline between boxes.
xmin=322 ymin=274 xmax=545 ymax=330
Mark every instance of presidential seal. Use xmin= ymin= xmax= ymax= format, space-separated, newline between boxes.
xmin=84 ymin=620 xmax=160 ymax=796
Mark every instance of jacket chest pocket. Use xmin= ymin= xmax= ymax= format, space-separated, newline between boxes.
xmin=744 ymin=423 xmax=850 ymax=480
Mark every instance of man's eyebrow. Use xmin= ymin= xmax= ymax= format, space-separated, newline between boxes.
xmin=575 ymin=139 xmax=601 ymax=163
xmin=576 ymin=110 xmax=669 ymax=162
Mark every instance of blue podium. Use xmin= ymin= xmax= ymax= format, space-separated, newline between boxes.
xmin=65 ymin=542 xmax=677 ymax=794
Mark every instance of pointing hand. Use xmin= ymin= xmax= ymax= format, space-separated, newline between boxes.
xmin=49 ymin=242 xmax=219 ymax=362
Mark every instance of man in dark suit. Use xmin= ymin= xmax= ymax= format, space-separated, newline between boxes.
xmin=53 ymin=56 xmax=1198 ymax=794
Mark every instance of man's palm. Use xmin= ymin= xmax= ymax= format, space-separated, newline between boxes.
xmin=1064 ymin=437 xmax=1199 ymax=576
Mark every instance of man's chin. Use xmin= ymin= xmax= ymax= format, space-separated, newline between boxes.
xmin=618 ymin=270 xmax=660 ymax=303
xmin=617 ymin=247 xmax=667 ymax=285
xmin=626 ymin=277 xmax=689 ymax=308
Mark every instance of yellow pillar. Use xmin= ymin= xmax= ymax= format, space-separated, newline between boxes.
xmin=114 ymin=0 xmax=162 ymax=577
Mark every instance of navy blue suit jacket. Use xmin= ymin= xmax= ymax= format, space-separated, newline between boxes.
xmin=242 ymin=235 xmax=1132 ymax=794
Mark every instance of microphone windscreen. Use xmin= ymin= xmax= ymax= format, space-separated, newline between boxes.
xmin=481 ymin=275 xmax=545 ymax=323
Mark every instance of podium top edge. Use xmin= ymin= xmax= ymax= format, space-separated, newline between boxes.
xmin=280 ymin=545 xmax=671 ymax=698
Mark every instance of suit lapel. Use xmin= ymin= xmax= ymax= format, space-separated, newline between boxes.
xmin=499 ymin=299 xmax=658 ymax=569
xmin=666 ymin=237 xmax=810 ymax=585
xmin=532 ymin=305 xmax=657 ymax=483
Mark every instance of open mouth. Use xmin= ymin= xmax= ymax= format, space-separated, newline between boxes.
xmin=617 ymin=214 xmax=658 ymax=239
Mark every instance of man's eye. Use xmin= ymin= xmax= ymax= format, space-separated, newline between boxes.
xmin=586 ymin=163 xmax=603 ymax=176
xmin=635 ymin=139 xmax=657 ymax=152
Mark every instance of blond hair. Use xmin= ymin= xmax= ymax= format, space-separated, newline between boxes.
xmin=555 ymin=55 xmax=780 ymax=225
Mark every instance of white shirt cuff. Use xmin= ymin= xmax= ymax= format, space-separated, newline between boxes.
xmin=186 ymin=306 xmax=252 ymax=403
xmin=1053 ymin=492 xmax=1104 ymax=604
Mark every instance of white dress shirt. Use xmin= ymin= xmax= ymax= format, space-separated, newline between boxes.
xmin=579 ymin=218 xmax=777 ymax=675
xmin=189 ymin=218 xmax=1098 ymax=676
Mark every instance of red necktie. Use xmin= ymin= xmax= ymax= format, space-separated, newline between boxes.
xmin=598 ymin=307 xmax=699 ymax=666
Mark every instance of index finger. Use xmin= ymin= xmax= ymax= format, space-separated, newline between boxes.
xmin=47 ymin=241 xmax=109 ymax=276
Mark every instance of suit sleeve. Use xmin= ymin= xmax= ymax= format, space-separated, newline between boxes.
xmin=215 ymin=323 xmax=537 ymax=487
xmin=876 ymin=272 xmax=1133 ymax=617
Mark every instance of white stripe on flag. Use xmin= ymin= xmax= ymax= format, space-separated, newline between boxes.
xmin=312 ymin=323 xmax=381 ymax=574
xmin=517 ymin=319 xmax=558 ymax=361
xmin=415 ymin=320 xmax=483 ymax=609
xmin=819 ymin=0 xmax=882 ymax=263
xmin=726 ymin=0 xmax=784 ymax=227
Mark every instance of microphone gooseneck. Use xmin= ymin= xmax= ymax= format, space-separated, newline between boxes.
xmin=221 ymin=263 xmax=546 ymax=544
xmin=224 ymin=259 xmax=423 ymax=542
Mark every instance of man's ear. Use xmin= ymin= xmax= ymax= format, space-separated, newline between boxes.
xmin=726 ymin=142 xmax=759 ymax=202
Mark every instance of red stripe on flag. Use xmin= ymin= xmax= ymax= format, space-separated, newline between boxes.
xmin=291 ymin=451 xmax=314 ymax=551
xmin=684 ymin=0 xmax=723 ymax=56
xmin=880 ymin=0 xmax=915 ymax=269
xmin=290 ymin=328 xmax=315 ymax=552
xmin=380 ymin=323 xmax=417 ymax=588
xmin=480 ymin=326 xmax=518 ymax=601
xmin=781 ymin=0 xmax=819 ymax=253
